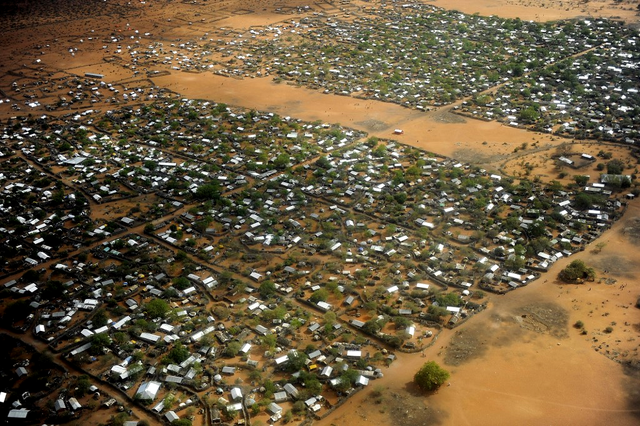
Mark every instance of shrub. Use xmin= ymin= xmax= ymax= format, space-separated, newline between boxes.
xmin=414 ymin=361 xmax=450 ymax=391
xmin=559 ymin=260 xmax=595 ymax=282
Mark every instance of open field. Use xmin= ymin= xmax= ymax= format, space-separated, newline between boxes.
xmin=0 ymin=1 xmax=638 ymax=426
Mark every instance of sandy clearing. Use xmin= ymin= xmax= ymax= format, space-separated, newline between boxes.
xmin=153 ymin=72 xmax=566 ymax=163
xmin=427 ymin=0 xmax=640 ymax=23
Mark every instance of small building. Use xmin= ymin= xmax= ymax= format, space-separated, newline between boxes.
xmin=136 ymin=381 xmax=161 ymax=401
xmin=68 ymin=397 xmax=82 ymax=411
xmin=320 ymin=366 xmax=333 ymax=378
xmin=283 ymin=383 xmax=299 ymax=398
xmin=267 ymin=402 xmax=283 ymax=415
xmin=273 ymin=391 xmax=288 ymax=403
xmin=139 ymin=332 xmax=161 ymax=344
xmin=221 ymin=366 xmax=236 ymax=375
xmin=346 ymin=350 xmax=362 ymax=358
xmin=316 ymin=301 xmax=331 ymax=311
xmin=7 ymin=409 xmax=29 ymax=420
xmin=165 ymin=411 xmax=179 ymax=423
xmin=230 ymin=387 xmax=242 ymax=401
xmin=255 ymin=325 xmax=269 ymax=335
xmin=356 ymin=375 xmax=369 ymax=386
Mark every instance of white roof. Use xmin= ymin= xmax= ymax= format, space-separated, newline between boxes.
xmin=136 ymin=381 xmax=161 ymax=400
xmin=8 ymin=409 xmax=29 ymax=419
xmin=356 ymin=375 xmax=369 ymax=386
xmin=165 ymin=411 xmax=179 ymax=422
xmin=230 ymin=387 xmax=243 ymax=400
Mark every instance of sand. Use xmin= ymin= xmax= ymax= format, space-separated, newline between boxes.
xmin=428 ymin=0 xmax=640 ymax=24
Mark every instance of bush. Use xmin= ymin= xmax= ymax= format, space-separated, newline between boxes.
xmin=309 ymin=288 xmax=329 ymax=303
xmin=414 ymin=361 xmax=450 ymax=391
xmin=224 ymin=341 xmax=241 ymax=358
xmin=559 ymin=260 xmax=595 ymax=283
xmin=574 ymin=320 xmax=584 ymax=329
xmin=165 ymin=343 xmax=190 ymax=364
xmin=606 ymin=159 xmax=624 ymax=175
xmin=292 ymin=401 xmax=305 ymax=414
xmin=145 ymin=299 xmax=169 ymax=318
xmin=259 ymin=280 xmax=276 ymax=299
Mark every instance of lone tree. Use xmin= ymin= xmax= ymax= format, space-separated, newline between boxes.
xmin=414 ymin=361 xmax=450 ymax=391
xmin=558 ymin=259 xmax=595 ymax=283
xmin=145 ymin=299 xmax=170 ymax=318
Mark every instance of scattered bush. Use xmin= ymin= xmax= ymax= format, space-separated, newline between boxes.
xmin=414 ymin=361 xmax=450 ymax=391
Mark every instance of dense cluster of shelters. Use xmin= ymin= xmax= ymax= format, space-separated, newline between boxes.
xmin=0 ymin=91 xmax=632 ymax=424
xmin=207 ymin=4 xmax=631 ymax=108
xmin=461 ymin=26 xmax=640 ymax=143
xmin=0 ymin=2 xmax=638 ymax=425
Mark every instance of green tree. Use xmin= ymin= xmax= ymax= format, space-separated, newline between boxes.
xmin=259 ymin=280 xmax=276 ymax=299
xmin=173 ymin=276 xmax=190 ymax=290
xmin=145 ymin=299 xmax=169 ymax=318
xmin=167 ymin=342 xmax=190 ymax=364
xmin=435 ymin=292 xmax=462 ymax=307
xmin=519 ymin=106 xmax=539 ymax=123
xmin=394 ymin=316 xmax=412 ymax=328
xmin=224 ymin=341 xmax=241 ymax=358
xmin=75 ymin=375 xmax=92 ymax=397
xmin=573 ymin=175 xmax=589 ymax=186
xmin=323 ymin=311 xmax=337 ymax=326
xmin=315 ymin=156 xmax=331 ymax=169
xmin=310 ymin=288 xmax=329 ymax=304
xmin=573 ymin=192 xmax=596 ymax=210
xmin=93 ymin=309 xmax=108 ymax=327
xmin=286 ymin=351 xmax=308 ymax=372
xmin=414 ymin=361 xmax=450 ymax=391
xmin=335 ymin=369 xmax=359 ymax=392
xmin=274 ymin=153 xmax=290 ymax=169
xmin=372 ymin=144 xmax=387 ymax=158
xmin=90 ymin=333 xmax=111 ymax=355
xmin=559 ymin=260 xmax=595 ymax=282
xmin=2 ymin=300 xmax=32 ymax=324
xmin=195 ymin=182 xmax=221 ymax=201
xmin=606 ymin=159 xmax=624 ymax=175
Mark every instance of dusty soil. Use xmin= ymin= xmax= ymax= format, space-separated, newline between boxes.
xmin=427 ymin=0 xmax=640 ymax=24
xmin=501 ymin=142 xmax=639 ymax=184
